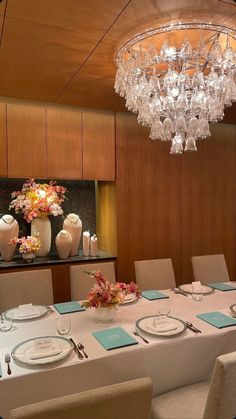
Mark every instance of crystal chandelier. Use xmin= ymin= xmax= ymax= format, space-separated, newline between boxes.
xmin=114 ymin=22 xmax=236 ymax=154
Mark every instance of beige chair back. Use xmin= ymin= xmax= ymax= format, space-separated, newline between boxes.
xmin=203 ymin=351 xmax=236 ymax=419
xmin=134 ymin=258 xmax=176 ymax=290
xmin=70 ymin=262 xmax=116 ymax=300
xmin=191 ymin=254 xmax=230 ymax=284
xmin=10 ymin=377 xmax=153 ymax=419
xmin=0 ymin=269 xmax=53 ymax=312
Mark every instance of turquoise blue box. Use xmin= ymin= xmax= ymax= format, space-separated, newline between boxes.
xmin=93 ymin=327 xmax=138 ymax=350
xmin=197 ymin=311 xmax=236 ymax=329
xmin=208 ymin=283 xmax=236 ymax=292
xmin=141 ymin=290 xmax=169 ymax=300
xmin=54 ymin=301 xmax=85 ymax=314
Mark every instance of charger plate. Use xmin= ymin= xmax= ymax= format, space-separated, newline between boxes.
xmin=179 ymin=284 xmax=213 ymax=295
xmin=230 ymin=304 xmax=236 ymax=316
xmin=135 ymin=315 xmax=187 ymax=338
xmin=5 ymin=305 xmax=48 ymax=321
xmin=121 ymin=294 xmax=138 ymax=305
xmin=12 ymin=336 xmax=73 ymax=366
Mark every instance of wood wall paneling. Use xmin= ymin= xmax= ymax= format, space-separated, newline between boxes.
xmin=46 ymin=107 xmax=82 ymax=179
xmin=180 ymin=123 xmax=236 ymax=283
xmin=7 ymin=104 xmax=46 ymax=178
xmin=0 ymin=103 xmax=7 ymax=176
xmin=116 ymin=112 xmax=181 ymax=283
xmin=96 ymin=181 xmax=117 ymax=256
xmin=82 ymin=110 xmax=115 ymax=180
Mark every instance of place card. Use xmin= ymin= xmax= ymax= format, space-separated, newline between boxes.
xmin=141 ymin=290 xmax=169 ymax=300
xmin=93 ymin=327 xmax=138 ymax=350
xmin=34 ymin=338 xmax=53 ymax=352
xmin=54 ymin=301 xmax=85 ymax=314
xmin=197 ymin=311 xmax=236 ymax=329
xmin=207 ymin=283 xmax=236 ymax=291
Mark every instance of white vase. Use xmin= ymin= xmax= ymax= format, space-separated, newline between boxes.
xmin=90 ymin=234 xmax=98 ymax=257
xmin=0 ymin=215 xmax=19 ymax=261
xmin=83 ymin=231 xmax=90 ymax=257
xmin=22 ymin=253 xmax=36 ymax=263
xmin=31 ymin=217 xmax=51 ymax=257
xmin=94 ymin=305 xmax=118 ymax=323
xmin=55 ymin=230 xmax=72 ymax=259
xmin=63 ymin=213 xmax=82 ymax=256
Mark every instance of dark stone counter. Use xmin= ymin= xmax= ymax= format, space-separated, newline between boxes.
xmin=0 ymin=250 xmax=116 ymax=269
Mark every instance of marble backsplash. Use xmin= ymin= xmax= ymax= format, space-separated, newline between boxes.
xmin=0 ymin=178 xmax=96 ymax=255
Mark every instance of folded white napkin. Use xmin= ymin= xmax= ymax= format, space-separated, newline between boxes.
xmin=124 ymin=294 xmax=135 ymax=301
xmin=146 ymin=322 xmax=178 ymax=333
xmin=17 ymin=304 xmax=40 ymax=318
xmin=29 ymin=347 xmax=62 ymax=360
xmin=192 ymin=281 xmax=202 ymax=292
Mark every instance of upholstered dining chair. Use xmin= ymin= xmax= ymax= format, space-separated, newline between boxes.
xmin=0 ymin=269 xmax=53 ymax=312
xmin=151 ymin=350 xmax=236 ymax=419
xmin=70 ymin=261 xmax=116 ymax=300
xmin=10 ymin=377 xmax=153 ymax=419
xmin=134 ymin=258 xmax=176 ymax=290
xmin=191 ymin=254 xmax=230 ymax=284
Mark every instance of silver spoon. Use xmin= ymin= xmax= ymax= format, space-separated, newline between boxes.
xmin=5 ymin=353 xmax=12 ymax=375
xmin=133 ymin=330 xmax=149 ymax=344
xmin=186 ymin=321 xmax=202 ymax=333
xmin=78 ymin=342 xmax=88 ymax=358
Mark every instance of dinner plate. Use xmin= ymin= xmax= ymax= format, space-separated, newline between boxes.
xmin=135 ymin=315 xmax=187 ymax=338
xmin=11 ymin=336 xmax=73 ymax=366
xmin=179 ymin=284 xmax=214 ymax=295
xmin=4 ymin=305 xmax=49 ymax=321
xmin=121 ymin=294 xmax=138 ymax=305
xmin=230 ymin=304 xmax=236 ymax=316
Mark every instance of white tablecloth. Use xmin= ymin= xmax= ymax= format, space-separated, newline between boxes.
xmin=1 ymin=287 xmax=236 ymax=419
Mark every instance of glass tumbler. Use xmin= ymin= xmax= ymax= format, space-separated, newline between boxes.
xmin=56 ymin=317 xmax=71 ymax=336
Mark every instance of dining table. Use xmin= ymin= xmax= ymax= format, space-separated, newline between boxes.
xmin=1 ymin=283 xmax=236 ymax=419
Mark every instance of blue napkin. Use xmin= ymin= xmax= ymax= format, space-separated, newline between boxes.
xmin=197 ymin=311 xmax=236 ymax=329
xmin=141 ymin=290 xmax=169 ymax=300
xmin=208 ymin=283 xmax=236 ymax=291
xmin=93 ymin=327 xmax=138 ymax=350
xmin=54 ymin=301 xmax=85 ymax=314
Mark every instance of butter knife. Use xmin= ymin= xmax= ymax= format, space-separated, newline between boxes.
xmin=69 ymin=338 xmax=83 ymax=360
xmin=172 ymin=287 xmax=188 ymax=297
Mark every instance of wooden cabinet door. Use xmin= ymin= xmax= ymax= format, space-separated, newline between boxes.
xmin=46 ymin=107 xmax=82 ymax=179
xmin=82 ymin=110 xmax=115 ymax=180
xmin=0 ymin=103 xmax=7 ymax=177
xmin=7 ymin=104 xmax=46 ymax=178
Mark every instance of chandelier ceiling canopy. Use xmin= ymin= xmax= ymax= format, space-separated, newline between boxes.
xmin=114 ymin=22 xmax=236 ymax=154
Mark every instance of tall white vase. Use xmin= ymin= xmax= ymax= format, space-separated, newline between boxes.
xmin=63 ymin=213 xmax=82 ymax=256
xmin=31 ymin=217 xmax=51 ymax=257
xmin=0 ymin=215 xmax=19 ymax=261
xmin=55 ymin=230 xmax=72 ymax=259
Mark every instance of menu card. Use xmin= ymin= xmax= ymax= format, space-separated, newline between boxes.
xmin=207 ymin=283 xmax=236 ymax=291
xmin=93 ymin=327 xmax=138 ymax=350
xmin=54 ymin=301 xmax=85 ymax=314
xmin=141 ymin=290 xmax=169 ymax=300
xmin=197 ymin=311 xmax=236 ymax=328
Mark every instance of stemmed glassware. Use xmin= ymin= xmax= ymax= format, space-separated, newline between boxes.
xmin=0 ymin=313 xmax=15 ymax=332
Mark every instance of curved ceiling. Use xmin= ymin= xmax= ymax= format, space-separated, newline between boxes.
xmin=0 ymin=0 xmax=236 ymax=118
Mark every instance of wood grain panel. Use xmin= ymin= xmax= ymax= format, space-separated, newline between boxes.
xmin=181 ymin=123 xmax=236 ymax=283
xmin=96 ymin=181 xmax=117 ymax=256
xmin=46 ymin=107 xmax=82 ymax=179
xmin=116 ymin=112 xmax=181 ymax=283
xmin=7 ymin=103 xmax=46 ymax=178
xmin=0 ymin=102 xmax=7 ymax=176
xmin=82 ymin=110 xmax=115 ymax=180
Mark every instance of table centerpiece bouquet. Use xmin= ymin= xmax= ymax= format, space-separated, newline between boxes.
xmin=117 ymin=281 xmax=141 ymax=301
xmin=82 ymin=271 xmax=125 ymax=322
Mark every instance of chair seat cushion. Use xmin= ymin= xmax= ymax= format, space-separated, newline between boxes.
xmin=151 ymin=381 xmax=209 ymax=419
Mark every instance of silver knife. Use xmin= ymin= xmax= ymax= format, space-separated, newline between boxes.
xmin=173 ymin=287 xmax=188 ymax=297
xmin=69 ymin=338 xmax=84 ymax=359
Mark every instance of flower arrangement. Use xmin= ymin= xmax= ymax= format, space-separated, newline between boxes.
xmin=82 ymin=271 xmax=124 ymax=309
xmin=117 ymin=281 xmax=141 ymax=298
xmin=10 ymin=235 xmax=41 ymax=254
xmin=9 ymin=179 xmax=67 ymax=223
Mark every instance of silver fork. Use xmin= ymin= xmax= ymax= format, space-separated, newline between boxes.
xmin=78 ymin=343 xmax=88 ymax=358
xmin=5 ymin=353 xmax=12 ymax=375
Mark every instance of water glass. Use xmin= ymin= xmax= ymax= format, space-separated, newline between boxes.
xmin=0 ymin=315 xmax=14 ymax=332
xmin=158 ymin=300 xmax=171 ymax=323
xmin=56 ymin=317 xmax=71 ymax=336
xmin=192 ymin=289 xmax=203 ymax=301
